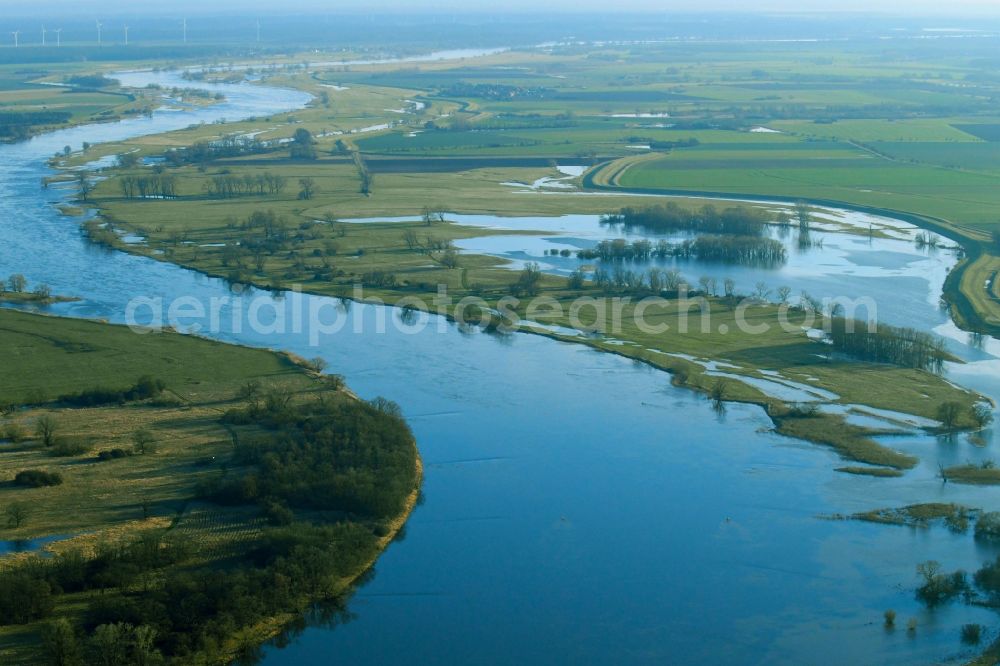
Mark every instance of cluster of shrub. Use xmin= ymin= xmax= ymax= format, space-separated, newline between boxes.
xmin=689 ymin=236 xmax=787 ymax=265
xmin=96 ymin=448 xmax=131 ymax=462
xmin=859 ymin=512 xmax=1000 ymax=643
xmin=913 ymin=550 xmax=1000 ymax=614
xmin=58 ymin=376 xmax=166 ymax=408
xmin=219 ymin=214 xmax=348 ymax=285
xmin=14 ymin=469 xmax=63 ymax=488
xmin=81 ymin=217 xmax=126 ymax=250
xmin=219 ymin=210 xmax=296 ymax=269
xmin=172 ymin=86 xmax=225 ymax=101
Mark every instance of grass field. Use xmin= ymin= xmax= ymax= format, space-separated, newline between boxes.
xmin=0 ymin=308 xmax=318 ymax=533
xmin=0 ymin=309 xmax=312 ymax=406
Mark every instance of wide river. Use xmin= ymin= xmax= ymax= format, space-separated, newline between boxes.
xmin=2 ymin=61 xmax=1000 ymax=665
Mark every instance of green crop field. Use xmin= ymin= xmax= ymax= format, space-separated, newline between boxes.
xmin=615 ymin=155 xmax=1000 ymax=229
xmin=953 ymin=124 xmax=1000 ymax=142
xmin=773 ymin=118 xmax=983 ymax=142
xmin=870 ymin=141 xmax=1000 ymax=173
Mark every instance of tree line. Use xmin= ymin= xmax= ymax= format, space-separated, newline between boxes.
xmin=591 ymin=265 xmax=687 ymax=295
xmin=118 ymin=174 xmax=177 ymax=199
xmin=0 ymin=111 xmax=73 ymax=141
xmin=164 ymin=134 xmax=272 ymax=166
xmin=578 ymin=235 xmax=786 ymax=267
xmin=353 ymin=150 xmax=374 ymax=195
xmin=827 ymin=317 xmax=949 ymax=373
xmin=203 ymin=171 xmax=288 ymax=198
xmin=684 ymin=235 xmax=787 ymax=266
xmin=600 ymin=203 xmax=770 ymax=237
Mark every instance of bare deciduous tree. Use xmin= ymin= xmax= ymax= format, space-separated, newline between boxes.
xmin=8 ymin=274 xmax=27 ymax=293
xmin=35 ymin=415 xmax=58 ymax=447
xmin=403 ymin=229 xmax=420 ymax=250
xmin=5 ymin=502 xmax=28 ymax=528
xmin=297 ymin=177 xmax=317 ymax=200
xmin=132 ymin=429 xmax=156 ymax=455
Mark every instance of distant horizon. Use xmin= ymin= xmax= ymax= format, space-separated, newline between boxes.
xmin=0 ymin=2 xmax=999 ymax=19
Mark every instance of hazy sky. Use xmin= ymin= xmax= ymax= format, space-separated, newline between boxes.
xmin=1 ymin=0 xmax=999 ymax=15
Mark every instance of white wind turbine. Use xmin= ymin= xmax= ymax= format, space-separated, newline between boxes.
xmin=54 ymin=28 xmax=62 ymax=47
xmin=96 ymin=20 xmax=102 ymax=46
xmin=123 ymin=24 xmax=129 ymax=46
xmin=41 ymin=25 xmax=46 ymax=46
xmin=182 ymin=18 xmax=187 ymax=44
xmin=11 ymin=30 xmax=19 ymax=48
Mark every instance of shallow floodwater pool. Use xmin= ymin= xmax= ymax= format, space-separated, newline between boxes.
xmin=0 ymin=534 xmax=68 ymax=556
xmin=0 ymin=66 xmax=998 ymax=665
xmin=347 ymin=211 xmax=958 ymax=341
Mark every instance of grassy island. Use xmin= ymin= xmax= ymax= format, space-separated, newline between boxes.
xmin=0 ymin=309 xmax=421 ymax=664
